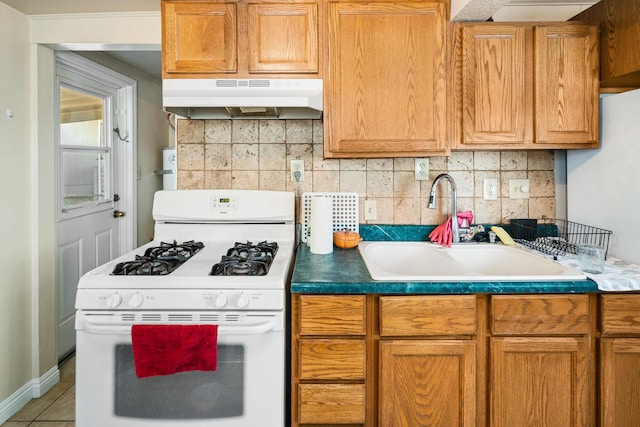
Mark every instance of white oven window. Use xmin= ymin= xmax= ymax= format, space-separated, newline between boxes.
xmin=114 ymin=344 xmax=244 ymax=419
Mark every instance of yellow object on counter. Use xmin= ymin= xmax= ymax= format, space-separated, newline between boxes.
xmin=490 ymin=226 xmax=516 ymax=246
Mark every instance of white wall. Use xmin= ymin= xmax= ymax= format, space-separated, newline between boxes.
xmin=0 ymin=1 xmax=33 ymax=410
xmin=0 ymin=6 xmax=166 ymax=420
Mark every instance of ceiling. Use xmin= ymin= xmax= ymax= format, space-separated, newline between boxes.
xmin=0 ymin=0 xmax=601 ymax=81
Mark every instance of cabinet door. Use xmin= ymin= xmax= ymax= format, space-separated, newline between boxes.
xmin=248 ymin=3 xmax=318 ymax=73
xmin=600 ymin=338 xmax=640 ymax=427
xmin=379 ymin=340 xmax=476 ymax=427
xmin=461 ymin=24 xmax=531 ymax=146
xmin=325 ymin=1 xmax=448 ymax=158
xmin=162 ymin=1 xmax=237 ymax=75
xmin=490 ymin=337 xmax=592 ymax=427
xmin=535 ymin=23 xmax=599 ymax=146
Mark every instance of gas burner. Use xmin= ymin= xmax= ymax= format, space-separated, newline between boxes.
xmin=144 ymin=240 xmax=205 ymax=262
xmin=227 ymin=241 xmax=278 ymax=259
xmin=210 ymin=241 xmax=278 ymax=276
xmin=111 ymin=240 xmax=204 ymax=276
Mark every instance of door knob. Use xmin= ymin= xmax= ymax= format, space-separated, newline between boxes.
xmin=113 ymin=210 xmax=126 ymax=218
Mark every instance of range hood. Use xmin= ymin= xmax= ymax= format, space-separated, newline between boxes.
xmin=163 ymin=78 xmax=323 ymax=119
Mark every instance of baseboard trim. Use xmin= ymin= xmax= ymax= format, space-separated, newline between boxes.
xmin=0 ymin=365 xmax=60 ymax=424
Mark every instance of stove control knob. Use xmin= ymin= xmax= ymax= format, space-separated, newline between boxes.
xmin=106 ymin=292 xmax=122 ymax=308
xmin=234 ymin=293 xmax=250 ymax=309
xmin=213 ymin=293 xmax=228 ymax=308
xmin=128 ymin=293 xmax=144 ymax=308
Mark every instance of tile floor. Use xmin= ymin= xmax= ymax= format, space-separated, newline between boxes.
xmin=1 ymin=355 xmax=75 ymax=427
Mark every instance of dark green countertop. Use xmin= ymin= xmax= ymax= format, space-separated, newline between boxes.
xmin=290 ymin=225 xmax=599 ymax=294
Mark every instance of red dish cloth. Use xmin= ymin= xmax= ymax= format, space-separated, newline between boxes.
xmin=131 ymin=324 xmax=218 ymax=378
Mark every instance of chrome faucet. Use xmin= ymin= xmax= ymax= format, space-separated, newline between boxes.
xmin=428 ymin=173 xmax=459 ymax=243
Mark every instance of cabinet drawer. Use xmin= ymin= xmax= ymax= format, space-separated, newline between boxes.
xmin=601 ymin=294 xmax=640 ymax=334
xmin=299 ymin=295 xmax=366 ymax=336
xmin=491 ymin=295 xmax=590 ymax=335
xmin=298 ymin=384 xmax=366 ymax=424
xmin=379 ymin=295 xmax=476 ymax=336
xmin=299 ymin=339 xmax=366 ymax=380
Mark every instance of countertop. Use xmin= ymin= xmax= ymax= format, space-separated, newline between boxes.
xmin=290 ymin=224 xmax=640 ymax=294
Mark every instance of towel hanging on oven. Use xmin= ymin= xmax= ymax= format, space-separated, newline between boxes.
xmin=131 ymin=324 xmax=218 ymax=378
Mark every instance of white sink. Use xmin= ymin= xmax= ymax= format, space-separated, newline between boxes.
xmin=358 ymin=241 xmax=586 ymax=282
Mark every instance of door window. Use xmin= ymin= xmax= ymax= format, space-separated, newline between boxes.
xmin=58 ymin=85 xmax=113 ymax=212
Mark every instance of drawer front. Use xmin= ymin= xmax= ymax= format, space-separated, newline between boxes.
xmin=491 ymin=295 xmax=590 ymax=335
xmin=299 ymin=295 xmax=366 ymax=336
xmin=601 ymin=294 xmax=640 ymax=335
xmin=380 ymin=295 xmax=477 ymax=336
xmin=299 ymin=339 xmax=366 ymax=380
xmin=298 ymin=384 xmax=366 ymax=424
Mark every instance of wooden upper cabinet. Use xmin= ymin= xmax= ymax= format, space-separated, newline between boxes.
xmin=456 ymin=22 xmax=599 ymax=149
xmin=535 ymin=23 xmax=599 ymax=146
xmin=162 ymin=0 xmax=320 ymax=78
xmin=324 ymin=1 xmax=449 ymax=158
xmin=572 ymin=0 xmax=640 ymax=88
xmin=248 ymin=3 xmax=318 ymax=73
xmin=162 ymin=1 xmax=238 ymax=75
xmin=461 ymin=24 xmax=531 ymax=146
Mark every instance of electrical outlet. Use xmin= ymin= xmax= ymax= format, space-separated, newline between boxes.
xmin=415 ymin=158 xmax=429 ymax=181
xmin=290 ymin=159 xmax=305 ymax=182
xmin=509 ymin=179 xmax=530 ymax=199
xmin=483 ymin=178 xmax=498 ymax=200
xmin=364 ymin=199 xmax=377 ymax=220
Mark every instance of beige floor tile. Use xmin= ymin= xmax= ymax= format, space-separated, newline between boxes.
xmin=37 ymin=386 xmax=75 ymax=421
xmin=60 ymin=357 xmax=75 ymax=383
xmin=8 ymin=381 xmax=72 ymax=422
xmin=2 ymin=355 xmax=76 ymax=426
xmin=30 ymin=423 xmax=75 ymax=426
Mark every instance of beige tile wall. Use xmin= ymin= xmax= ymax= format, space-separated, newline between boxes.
xmin=176 ymin=119 xmax=556 ymax=225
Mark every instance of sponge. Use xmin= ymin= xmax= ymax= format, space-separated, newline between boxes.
xmin=490 ymin=226 xmax=516 ymax=246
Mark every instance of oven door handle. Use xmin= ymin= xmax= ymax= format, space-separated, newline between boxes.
xmin=82 ymin=318 xmax=277 ymax=335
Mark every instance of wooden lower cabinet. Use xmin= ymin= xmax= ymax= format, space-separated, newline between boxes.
xmin=600 ymin=338 xmax=640 ymax=427
xmin=292 ymin=295 xmax=368 ymax=426
xmin=379 ymin=340 xmax=476 ymax=426
xmin=490 ymin=337 xmax=591 ymax=427
xmin=292 ymin=293 xmax=606 ymax=426
xmin=489 ymin=295 xmax=595 ymax=427
xmin=298 ymin=384 xmax=366 ymax=424
xmin=600 ymin=294 xmax=640 ymax=427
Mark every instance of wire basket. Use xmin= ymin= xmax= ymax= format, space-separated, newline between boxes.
xmin=510 ymin=218 xmax=612 ymax=259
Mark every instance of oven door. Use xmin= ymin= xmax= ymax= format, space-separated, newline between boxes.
xmin=75 ymin=310 xmax=284 ymax=427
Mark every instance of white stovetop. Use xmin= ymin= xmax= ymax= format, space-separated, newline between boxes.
xmin=78 ymin=237 xmax=295 ymax=290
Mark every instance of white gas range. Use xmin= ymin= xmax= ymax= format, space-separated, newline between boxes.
xmin=74 ymin=189 xmax=295 ymax=427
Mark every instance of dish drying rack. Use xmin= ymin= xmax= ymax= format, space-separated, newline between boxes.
xmin=301 ymin=192 xmax=359 ymax=242
xmin=511 ymin=218 xmax=612 ymax=259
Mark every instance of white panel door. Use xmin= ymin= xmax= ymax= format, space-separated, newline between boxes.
xmin=55 ymin=54 xmax=135 ymax=359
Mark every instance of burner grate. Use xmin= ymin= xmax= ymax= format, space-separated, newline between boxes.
xmin=210 ymin=241 xmax=278 ymax=276
xmin=111 ymin=240 xmax=204 ymax=275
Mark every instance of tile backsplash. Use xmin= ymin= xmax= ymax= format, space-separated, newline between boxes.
xmin=176 ymin=119 xmax=556 ymax=225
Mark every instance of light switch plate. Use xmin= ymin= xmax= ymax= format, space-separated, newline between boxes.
xmin=364 ymin=199 xmax=377 ymax=220
xmin=509 ymin=179 xmax=530 ymax=199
